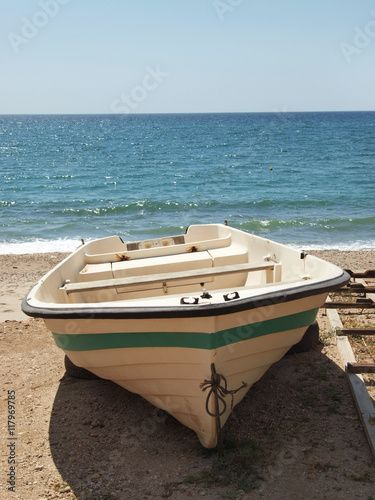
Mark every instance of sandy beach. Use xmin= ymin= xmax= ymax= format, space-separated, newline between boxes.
xmin=1 ymin=250 xmax=374 ymax=499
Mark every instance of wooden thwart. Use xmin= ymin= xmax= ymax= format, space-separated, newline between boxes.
xmin=62 ymin=261 xmax=275 ymax=294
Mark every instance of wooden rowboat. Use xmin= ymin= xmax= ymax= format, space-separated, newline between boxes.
xmin=22 ymin=224 xmax=349 ymax=447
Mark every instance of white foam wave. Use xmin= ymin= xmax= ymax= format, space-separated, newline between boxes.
xmin=289 ymin=240 xmax=375 ymax=251
xmin=0 ymin=238 xmax=87 ymax=255
xmin=0 ymin=238 xmax=374 ymax=255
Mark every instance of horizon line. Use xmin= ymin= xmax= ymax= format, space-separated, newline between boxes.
xmin=1 ymin=110 xmax=375 ymax=116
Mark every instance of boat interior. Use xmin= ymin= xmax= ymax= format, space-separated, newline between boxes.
xmin=32 ymin=224 xmax=336 ymax=306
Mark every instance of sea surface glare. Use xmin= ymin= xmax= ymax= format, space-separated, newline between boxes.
xmin=1 ymin=112 xmax=374 ymax=253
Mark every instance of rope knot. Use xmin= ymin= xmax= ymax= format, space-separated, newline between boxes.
xmin=200 ymin=363 xmax=247 ymax=418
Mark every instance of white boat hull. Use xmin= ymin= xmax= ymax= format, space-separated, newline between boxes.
xmin=48 ymin=296 xmax=322 ymax=447
xmin=22 ymin=224 xmax=349 ymax=447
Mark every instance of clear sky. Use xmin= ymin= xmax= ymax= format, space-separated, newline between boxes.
xmin=1 ymin=0 xmax=375 ymax=114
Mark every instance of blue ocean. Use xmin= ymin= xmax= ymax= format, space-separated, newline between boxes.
xmin=1 ymin=112 xmax=374 ymax=254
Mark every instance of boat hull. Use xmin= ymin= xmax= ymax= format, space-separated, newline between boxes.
xmin=47 ymin=295 xmax=322 ymax=447
xmin=22 ymin=224 xmax=350 ymax=447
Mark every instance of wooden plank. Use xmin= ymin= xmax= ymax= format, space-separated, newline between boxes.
xmin=342 ymin=285 xmax=375 ymax=293
xmin=339 ymin=283 xmax=375 ymax=293
xmin=346 ymin=372 xmax=375 ymax=458
xmin=323 ymin=301 xmax=375 ymax=309
xmin=338 ymin=328 xmax=375 ymax=336
xmin=325 ymin=297 xmax=344 ymax=331
xmin=63 ymin=261 xmax=275 ymax=294
xmin=347 ymin=363 xmax=375 ymax=374
xmin=356 ymin=278 xmax=375 ymax=303
xmin=324 ymin=297 xmax=375 ymax=459
xmin=345 ymin=269 xmax=375 ymax=278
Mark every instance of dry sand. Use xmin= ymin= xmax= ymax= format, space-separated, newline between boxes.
xmin=0 ymin=250 xmax=374 ymax=499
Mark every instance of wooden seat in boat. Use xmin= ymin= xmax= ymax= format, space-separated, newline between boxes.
xmin=62 ymin=261 xmax=275 ymax=294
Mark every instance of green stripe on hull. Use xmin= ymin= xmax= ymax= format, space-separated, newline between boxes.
xmin=52 ymin=308 xmax=319 ymax=352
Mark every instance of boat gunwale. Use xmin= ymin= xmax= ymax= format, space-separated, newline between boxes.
xmin=22 ymin=270 xmax=350 ymax=320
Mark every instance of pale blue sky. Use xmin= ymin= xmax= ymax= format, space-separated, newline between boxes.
xmin=1 ymin=0 xmax=375 ymax=114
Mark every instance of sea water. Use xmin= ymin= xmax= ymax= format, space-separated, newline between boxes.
xmin=1 ymin=112 xmax=374 ymax=254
